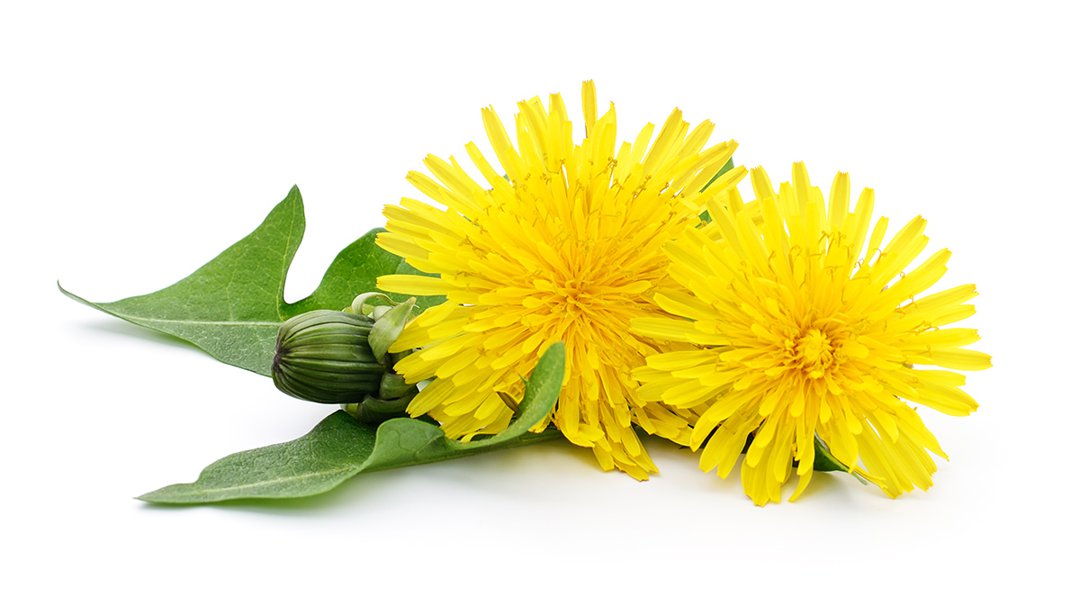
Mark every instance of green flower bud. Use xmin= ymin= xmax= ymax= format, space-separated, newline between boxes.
xmin=272 ymin=310 xmax=384 ymax=404
xmin=271 ymin=296 xmax=422 ymax=422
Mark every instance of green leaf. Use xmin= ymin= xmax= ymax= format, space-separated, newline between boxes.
xmin=137 ymin=343 xmax=565 ymax=504
xmin=812 ymin=436 xmax=848 ymax=473
xmin=60 ymin=187 xmax=445 ymax=376
xmin=698 ymin=157 xmax=736 ymax=223
xmin=700 ymin=157 xmax=736 ymax=192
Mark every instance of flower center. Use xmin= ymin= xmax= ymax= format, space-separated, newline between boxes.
xmin=794 ymin=329 xmax=835 ymax=379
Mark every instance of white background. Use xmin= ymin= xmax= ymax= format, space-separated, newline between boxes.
xmin=2 ymin=1 xmax=1076 ymax=603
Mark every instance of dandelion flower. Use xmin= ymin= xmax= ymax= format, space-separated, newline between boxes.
xmin=632 ymin=163 xmax=990 ymax=503
xmin=375 ymin=82 xmax=745 ymax=479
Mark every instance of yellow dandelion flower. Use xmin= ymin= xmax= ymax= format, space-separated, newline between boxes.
xmin=375 ymin=82 xmax=746 ymax=479
xmin=632 ymin=162 xmax=990 ymax=503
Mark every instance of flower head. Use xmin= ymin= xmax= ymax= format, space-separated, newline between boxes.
xmin=632 ymin=163 xmax=990 ymax=503
xmin=376 ymin=82 xmax=744 ymax=479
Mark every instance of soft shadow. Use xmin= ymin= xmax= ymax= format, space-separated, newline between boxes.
xmin=640 ymin=433 xmax=887 ymax=506
xmin=137 ymin=469 xmax=416 ymax=517
xmin=72 ymin=318 xmax=198 ymax=350
xmin=797 ymin=470 xmax=849 ymax=500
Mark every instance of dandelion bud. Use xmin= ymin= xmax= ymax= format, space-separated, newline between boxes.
xmin=271 ymin=294 xmax=421 ymax=420
xmin=271 ymin=311 xmax=385 ymax=404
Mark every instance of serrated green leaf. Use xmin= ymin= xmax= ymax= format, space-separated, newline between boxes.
xmin=137 ymin=343 xmax=565 ymax=504
xmin=61 ymin=187 xmax=445 ymax=376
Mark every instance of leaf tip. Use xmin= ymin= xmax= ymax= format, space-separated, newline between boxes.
xmin=134 ymin=490 xmax=165 ymax=504
xmin=277 ymin=185 xmax=305 ymax=218
xmin=541 ymin=341 xmax=566 ymax=363
xmin=135 ymin=485 xmax=192 ymax=505
xmin=57 ymin=281 xmax=93 ymax=307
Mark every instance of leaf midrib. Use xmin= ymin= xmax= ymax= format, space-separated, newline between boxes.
xmin=111 ymin=316 xmax=281 ymax=327
xmin=61 ymin=285 xmax=283 ymax=327
xmin=180 ymin=466 xmax=360 ymax=496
